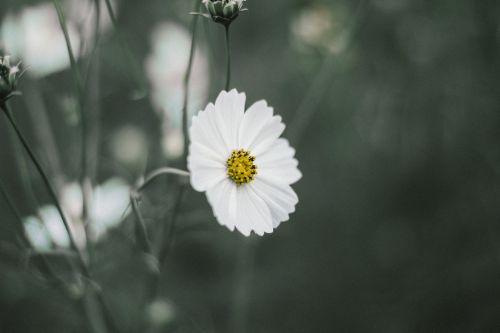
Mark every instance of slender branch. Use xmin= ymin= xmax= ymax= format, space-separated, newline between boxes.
xmin=136 ymin=168 xmax=190 ymax=193
xmin=52 ymin=0 xmax=91 ymax=241
xmin=0 ymin=180 xmax=31 ymax=249
xmin=0 ymin=110 xmax=69 ymax=287
xmin=52 ymin=0 xmax=82 ymax=92
xmin=1 ymin=103 xmax=119 ymax=333
xmin=158 ymin=183 xmax=187 ymax=265
xmin=130 ymin=191 xmax=153 ymax=254
xmin=225 ymin=25 xmax=231 ymax=91
xmin=129 ymin=167 xmax=189 ymax=254
xmin=103 ymin=0 xmax=146 ymax=95
xmin=1 ymin=103 xmax=80 ymax=254
xmin=182 ymin=1 xmax=201 ymax=166
xmin=142 ymin=181 xmax=187 ymax=306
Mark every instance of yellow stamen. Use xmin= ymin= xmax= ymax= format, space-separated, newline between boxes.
xmin=226 ymin=149 xmax=257 ymax=185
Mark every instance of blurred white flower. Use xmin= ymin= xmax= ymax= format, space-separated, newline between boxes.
xmin=188 ymin=90 xmax=302 ymax=236
xmin=291 ymin=4 xmax=350 ymax=54
xmin=91 ymin=178 xmax=130 ymax=239
xmin=23 ymin=216 xmax=52 ymax=251
xmin=23 ymin=178 xmax=130 ymax=250
xmin=0 ymin=0 xmax=115 ymax=78
xmin=145 ymin=22 xmax=209 ymax=159
xmin=23 ymin=204 xmax=85 ymax=250
xmin=147 ymin=299 xmax=176 ymax=327
xmin=109 ymin=125 xmax=148 ymax=166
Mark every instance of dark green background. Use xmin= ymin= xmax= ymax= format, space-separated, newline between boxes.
xmin=1 ymin=0 xmax=500 ymax=332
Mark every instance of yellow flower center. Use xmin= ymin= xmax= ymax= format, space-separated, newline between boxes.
xmin=226 ymin=149 xmax=257 ymax=185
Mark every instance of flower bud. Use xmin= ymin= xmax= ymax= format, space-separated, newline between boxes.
xmin=202 ymin=0 xmax=246 ymax=26
xmin=0 ymin=55 xmax=22 ymax=102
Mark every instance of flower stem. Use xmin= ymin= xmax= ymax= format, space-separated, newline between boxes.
xmin=103 ymin=0 xmax=146 ymax=96
xmin=0 ymin=179 xmax=60 ymax=283
xmin=225 ymin=25 xmax=232 ymax=91
xmin=0 ymin=102 xmax=119 ymax=333
xmin=0 ymin=179 xmax=31 ymax=249
xmin=52 ymin=0 xmax=92 ymax=241
xmin=130 ymin=191 xmax=153 ymax=255
xmin=1 ymin=103 xmax=79 ymax=254
xmin=129 ymin=167 xmax=189 ymax=255
xmin=182 ymin=0 xmax=201 ymax=167
xmin=137 ymin=167 xmax=189 ymax=193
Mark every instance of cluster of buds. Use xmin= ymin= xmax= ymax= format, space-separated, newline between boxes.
xmin=200 ymin=0 xmax=247 ymax=26
xmin=0 ymin=56 xmax=22 ymax=103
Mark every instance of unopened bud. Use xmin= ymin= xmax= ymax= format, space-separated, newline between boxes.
xmin=0 ymin=55 xmax=23 ymax=103
xmin=201 ymin=0 xmax=246 ymax=26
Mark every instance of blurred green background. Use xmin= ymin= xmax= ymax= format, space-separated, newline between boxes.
xmin=1 ymin=0 xmax=500 ymax=332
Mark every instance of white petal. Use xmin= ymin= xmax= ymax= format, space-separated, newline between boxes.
xmin=188 ymin=142 xmax=225 ymax=169
xmin=234 ymin=185 xmax=273 ymax=236
xmin=251 ymin=178 xmax=298 ymax=228
xmin=206 ymin=178 xmax=237 ymax=231
xmin=238 ymin=100 xmax=273 ymax=148
xmin=250 ymin=116 xmax=286 ymax=156
xmin=206 ymin=179 xmax=273 ymax=236
xmin=238 ymin=100 xmax=285 ymax=155
xmin=189 ymin=163 xmax=227 ymax=192
xmin=189 ymin=103 xmax=229 ymax=158
xmin=213 ymin=89 xmax=246 ymax=149
xmin=256 ymin=138 xmax=302 ymax=185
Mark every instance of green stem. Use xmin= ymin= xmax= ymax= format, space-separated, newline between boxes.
xmin=0 ymin=180 xmax=31 ymax=249
xmin=157 ymin=183 xmax=187 ymax=265
xmin=103 ymin=0 xmax=146 ymax=95
xmin=52 ymin=0 xmax=91 ymax=239
xmin=1 ymin=103 xmax=80 ymax=254
xmin=1 ymin=103 xmax=119 ymax=333
xmin=129 ymin=167 xmax=189 ymax=254
xmin=137 ymin=168 xmax=189 ymax=193
xmin=225 ymin=25 xmax=232 ymax=91
xmin=52 ymin=0 xmax=82 ymax=90
xmin=182 ymin=1 xmax=201 ymax=167
xmin=130 ymin=191 xmax=153 ymax=255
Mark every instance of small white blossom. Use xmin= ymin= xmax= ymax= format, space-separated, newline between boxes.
xmin=188 ymin=90 xmax=302 ymax=236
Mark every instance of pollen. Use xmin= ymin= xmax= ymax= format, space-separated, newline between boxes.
xmin=226 ymin=149 xmax=257 ymax=185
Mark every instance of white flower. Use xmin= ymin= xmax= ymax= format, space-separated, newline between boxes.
xmin=188 ymin=89 xmax=302 ymax=236
xmin=1 ymin=0 xmax=114 ymax=78
xmin=23 ymin=178 xmax=130 ymax=250
xmin=145 ymin=22 xmax=209 ymax=158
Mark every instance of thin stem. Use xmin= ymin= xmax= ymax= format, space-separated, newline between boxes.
xmin=158 ymin=183 xmax=187 ymax=265
xmin=52 ymin=0 xmax=91 ymax=240
xmin=182 ymin=1 xmax=201 ymax=166
xmin=1 ymin=103 xmax=119 ymax=333
xmin=0 ymin=180 xmax=32 ymax=250
xmin=103 ymin=0 xmax=146 ymax=95
xmin=52 ymin=0 xmax=82 ymax=91
xmin=7 ymin=125 xmax=41 ymax=216
xmin=129 ymin=167 xmax=189 ymax=254
xmin=0 ymin=110 xmax=68 ymax=286
xmin=130 ymin=191 xmax=153 ymax=254
xmin=142 ymin=181 xmax=186 ymax=304
xmin=1 ymin=103 xmax=80 ymax=254
xmin=137 ymin=168 xmax=190 ymax=193
xmin=225 ymin=25 xmax=232 ymax=91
